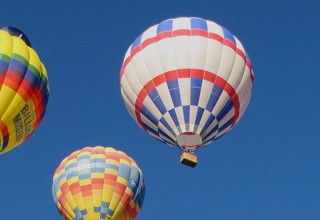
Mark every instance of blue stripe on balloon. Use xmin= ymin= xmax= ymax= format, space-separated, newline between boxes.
xmin=183 ymin=105 xmax=190 ymax=125
xmin=57 ymin=172 xmax=66 ymax=180
xmin=202 ymin=119 xmax=233 ymax=145
xmin=105 ymin=164 xmax=119 ymax=170
xmin=158 ymin=128 xmax=174 ymax=143
xmin=0 ymin=58 xmax=9 ymax=65
xmin=143 ymin=123 xmax=164 ymax=143
xmin=101 ymin=201 xmax=109 ymax=211
xmin=39 ymin=76 xmax=49 ymax=103
xmin=190 ymin=78 xmax=202 ymax=106
xmin=5 ymin=59 xmax=27 ymax=86
xmin=195 ymin=107 xmax=205 ymax=126
xmin=25 ymin=68 xmax=40 ymax=90
xmin=91 ymin=158 xmax=105 ymax=164
xmin=219 ymin=117 xmax=234 ymax=132
xmin=202 ymin=117 xmax=234 ymax=145
xmin=212 ymin=84 xmax=223 ymax=96
xmin=140 ymin=105 xmax=158 ymax=126
xmin=90 ymin=157 xmax=97 ymax=173
xmin=100 ymin=203 xmax=108 ymax=219
xmin=203 ymin=130 xmax=224 ymax=145
xmin=167 ymin=79 xmax=179 ymax=89
xmin=167 ymin=80 xmax=181 ymax=107
xmin=90 ymin=167 xmax=104 ymax=173
xmin=136 ymin=183 xmax=146 ymax=207
xmin=80 ymin=209 xmax=88 ymax=216
xmin=148 ymin=88 xmax=166 ymax=114
xmin=118 ymin=163 xmax=131 ymax=179
xmin=222 ymin=27 xmax=236 ymax=45
xmin=169 ymin=108 xmax=180 ymax=127
xmin=79 ymin=173 xmax=91 ymax=180
xmin=160 ymin=117 xmax=173 ymax=134
xmin=73 ymin=207 xmax=80 ymax=214
xmin=216 ymin=99 xmax=234 ymax=121
xmin=191 ymin=17 xmax=208 ymax=31
xmin=202 ymin=136 xmax=214 ymax=145
xmin=206 ymin=85 xmax=222 ymax=112
xmin=9 ymin=59 xmax=28 ymax=82
xmin=169 ymin=88 xmax=181 ymax=107
xmin=153 ymin=96 xmax=167 ymax=114
xmin=191 ymin=87 xmax=201 ymax=106
xmin=66 ymin=172 xmax=77 ymax=180
xmin=157 ymin=19 xmax=173 ymax=34
xmin=106 ymin=209 xmax=114 ymax=217
xmin=66 ymin=167 xmax=77 ymax=176
xmin=148 ymin=88 xmax=159 ymax=101
xmin=73 ymin=208 xmax=82 ymax=220
xmin=0 ymin=60 xmax=9 ymax=75
xmin=191 ymin=77 xmax=202 ymax=88
xmin=201 ymin=114 xmax=216 ymax=135
xmin=94 ymin=207 xmax=101 ymax=213
xmin=75 ymin=213 xmax=83 ymax=220
xmin=143 ymin=123 xmax=157 ymax=135
xmin=128 ymin=169 xmax=139 ymax=191
xmin=52 ymin=179 xmax=59 ymax=193
xmin=39 ymin=75 xmax=49 ymax=95
xmin=100 ymin=213 xmax=107 ymax=219
xmin=131 ymin=33 xmax=143 ymax=52
xmin=203 ymin=124 xmax=219 ymax=140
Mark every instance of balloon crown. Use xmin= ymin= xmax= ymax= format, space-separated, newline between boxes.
xmin=1 ymin=26 xmax=32 ymax=47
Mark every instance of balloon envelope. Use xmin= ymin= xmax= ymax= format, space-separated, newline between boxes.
xmin=52 ymin=146 xmax=145 ymax=220
xmin=0 ymin=27 xmax=49 ymax=154
xmin=120 ymin=17 xmax=253 ymax=153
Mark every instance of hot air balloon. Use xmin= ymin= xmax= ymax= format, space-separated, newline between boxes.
xmin=52 ymin=146 xmax=146 ymax=220
xmin=0 ymin=26 xmax=49 ymax=154
xmin=120 ymin=17 xmax=254 ymax=167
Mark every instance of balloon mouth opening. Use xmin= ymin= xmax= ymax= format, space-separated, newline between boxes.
xmin=176 ymin=132 xmax=202 ymax=152
xmin=1 ymin=26 xmax=32 ymax=47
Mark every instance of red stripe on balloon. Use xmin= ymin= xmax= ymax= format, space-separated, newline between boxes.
xmin=2 ymin=75 xmax=31 ymax=102
xmin=156 ymin=31 xmax=172 ymax=41
xmin=223 ymin=39 xmax=236 ymax=51
xmin=191 ymin=29 xmax=208 ymax=37
xmin=120 ymin=29 xmax=252 ymax=81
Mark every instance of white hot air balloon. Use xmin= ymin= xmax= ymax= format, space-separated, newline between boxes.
xmin=120 ymin=17 xmax=254 ymax=167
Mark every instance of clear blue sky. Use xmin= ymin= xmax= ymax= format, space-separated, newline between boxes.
xmin=1 ymin=0 xmax=320 ymax=219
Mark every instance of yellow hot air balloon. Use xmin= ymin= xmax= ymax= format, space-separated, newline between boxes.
xmin=52 ymin=146 xmax=146 ymax=220
xmin=0 ymin=26 xmax=49 ymax=154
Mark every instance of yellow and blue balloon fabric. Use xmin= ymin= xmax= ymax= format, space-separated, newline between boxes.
xmin=52 ymin=146 xmax=146 ymax=220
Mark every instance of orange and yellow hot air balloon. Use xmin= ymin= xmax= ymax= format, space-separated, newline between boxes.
xmin=52 ymin=146 xmax=146 ymax=220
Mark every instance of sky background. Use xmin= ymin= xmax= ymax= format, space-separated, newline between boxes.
xmin=0 ymin=0 xmax=320 ymax=219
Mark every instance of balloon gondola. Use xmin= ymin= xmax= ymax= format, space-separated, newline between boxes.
xmin=120 ymin=17 xmax=254 ymax=167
